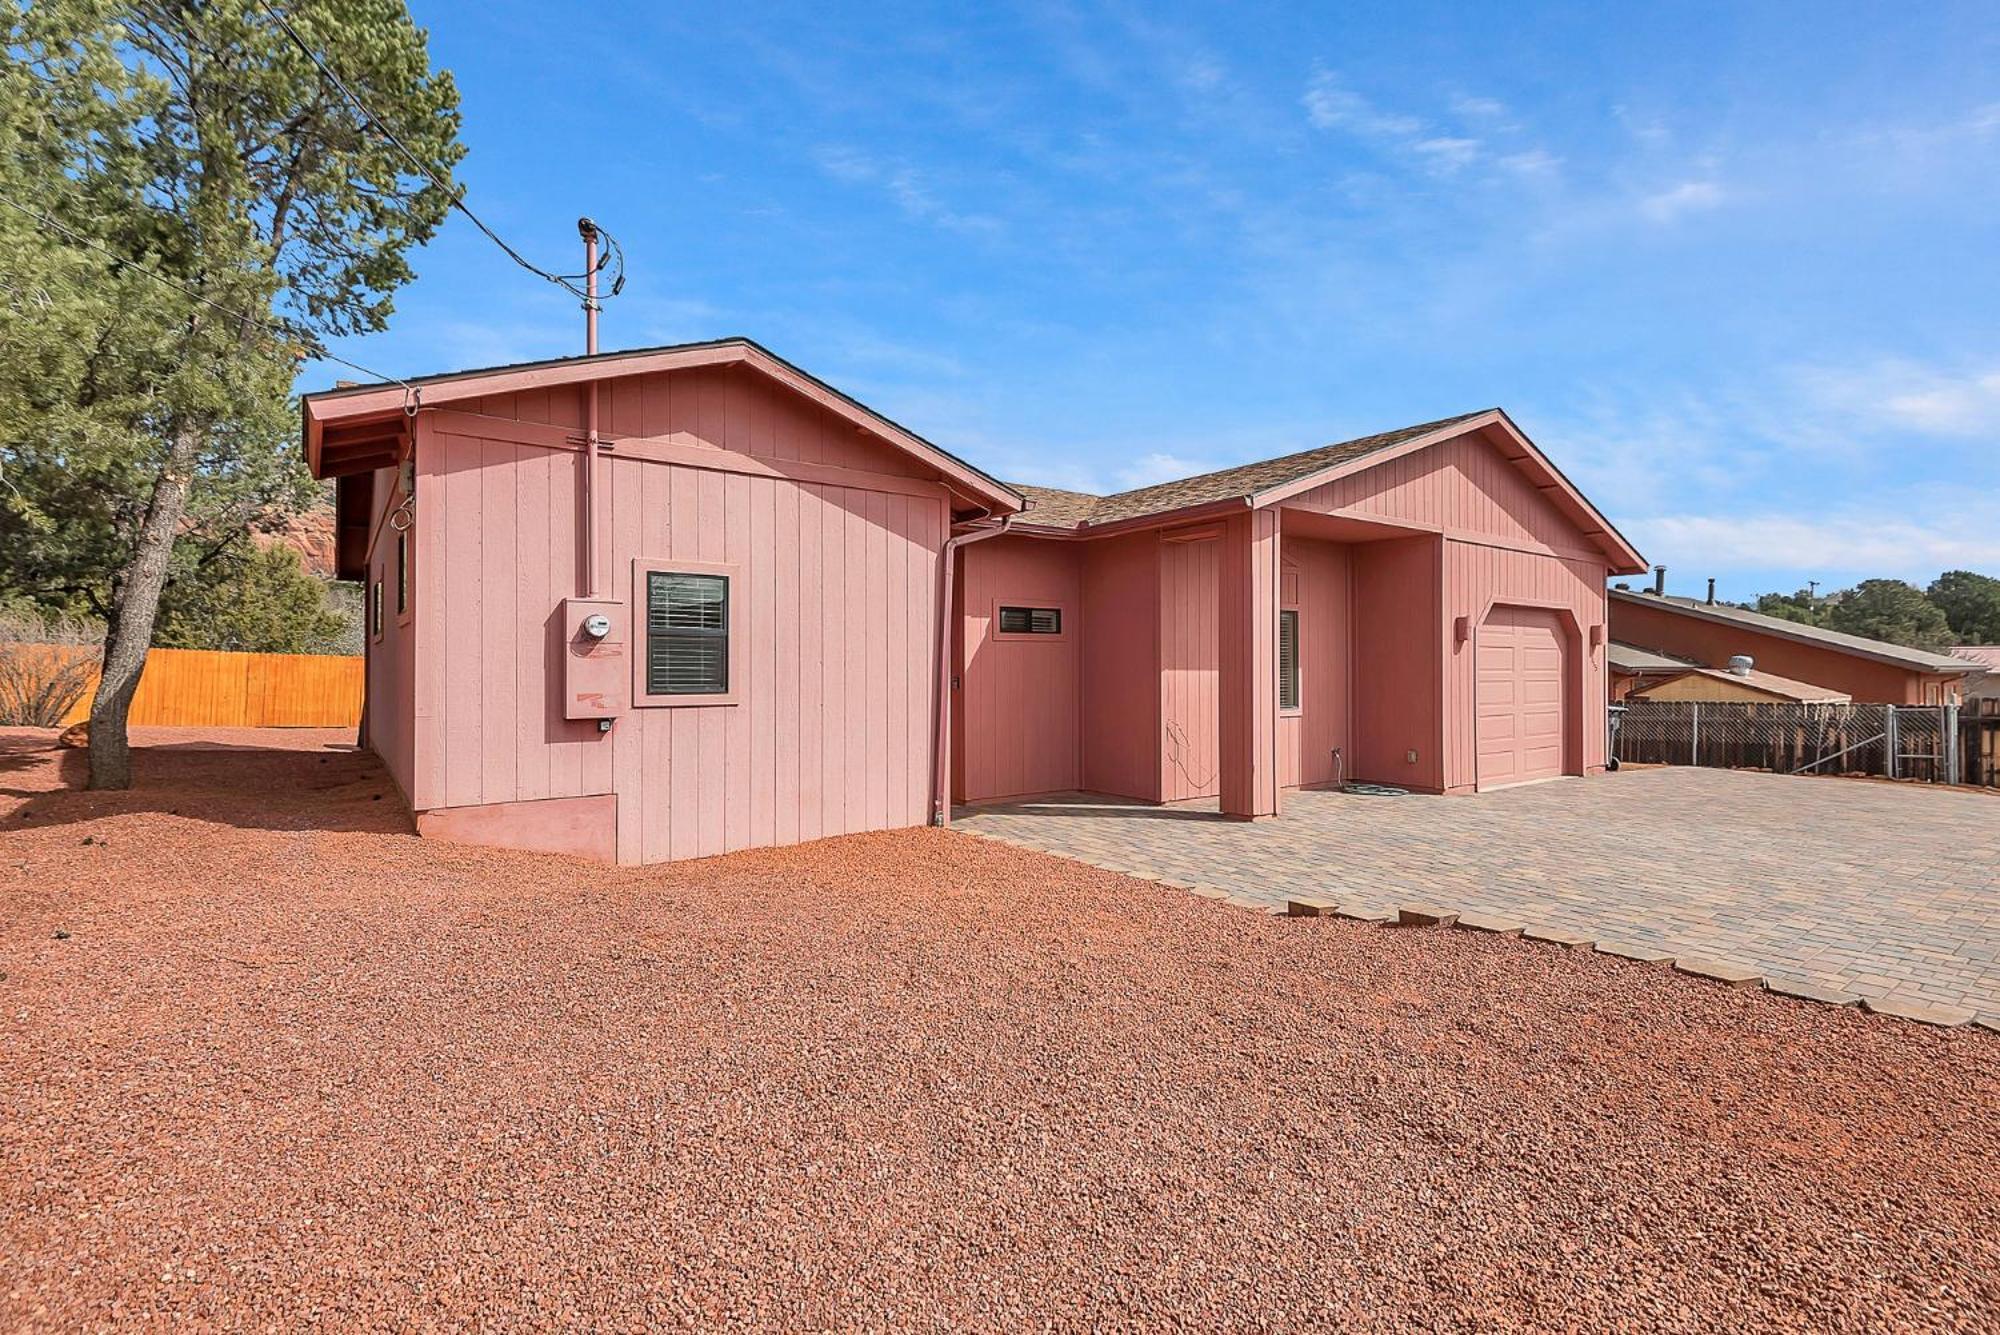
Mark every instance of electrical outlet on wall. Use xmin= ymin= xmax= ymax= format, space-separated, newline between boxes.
xmin=1405 ymin=749 xmax=1419 ymax=764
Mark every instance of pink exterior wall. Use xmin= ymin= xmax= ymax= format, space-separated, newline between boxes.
xmin=1610 ymin=597 xmax=1953 ymax=705
xmin=1442 ymin=541 xmax=1608 ymax=791
xmin=1349 ymin=535 xmax=1444 ymax=790
xmin=1277 ymin=539 xmax=1353 ymax=789
xmin=956 ymin=536 xmax=1082 ymax=801
xmin=1217 ymin=510 xmax=1282 ymax=818
xmin=1290 ymin=429 xmax=1605 ymax=562
xmin=361 ymin=463 xmax=416 ymax=804
xmin=1159 ymin=533 xmax=1222 ymax=802
xmin=1287 ymin=425 xmax=1614 ymax=793
xmin=402 ymin=364 xmax=947 ymax=863
xmin=1081 ymin=532 xmax=1161 ymax=801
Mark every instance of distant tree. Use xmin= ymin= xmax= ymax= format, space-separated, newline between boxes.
xmin=1821 ymin=579 xmax=1954 ymax=650
xmin=1751 ymin=589 xmax=1827 ymax=627
xmin=1926 ymin=570 xmax=2000 ymax=644
xmin=0 ymin=0 xmax=462 ymax=786
xmin=156 ymin=544 xmax=347 ymax=654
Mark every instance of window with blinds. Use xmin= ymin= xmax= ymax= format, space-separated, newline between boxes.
xmin=1278 ymin=608 xmax=1299 ymax=711
xmin=998 ymin=605 xmax=1062 ymax=635
xmin=646 ymin=571 xmax=730 ymax=694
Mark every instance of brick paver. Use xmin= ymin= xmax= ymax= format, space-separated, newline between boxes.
xmin=954 ymin=768 xmax=2000 ymax=1019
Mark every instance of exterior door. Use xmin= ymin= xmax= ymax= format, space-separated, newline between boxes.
xmin=1475 ymin=606 xmax=1568 ymax=789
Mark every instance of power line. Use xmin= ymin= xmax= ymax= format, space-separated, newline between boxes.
xmin=0 ymin=189 xmax=415 ymax=393
xmin=255 ymin=0 xmax=624 ymax=303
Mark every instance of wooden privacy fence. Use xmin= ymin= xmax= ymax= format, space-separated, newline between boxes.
xmin=42 ymin=645 xmax=364 ymax=729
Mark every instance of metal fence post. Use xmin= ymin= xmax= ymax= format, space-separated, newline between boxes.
xmin=1946 ymin=703 xmax=1961 ymax=787
xmin=1884 ymin=705 xmax=1898 ymax=781
xmin=1690 ymin=701 xmax=1700 ymax=766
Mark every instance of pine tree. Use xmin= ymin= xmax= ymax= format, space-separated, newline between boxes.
xmin=0 ymin=0 xmax=462 ymax=785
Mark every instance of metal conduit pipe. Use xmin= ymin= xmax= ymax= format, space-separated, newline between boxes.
xmin=931 ymin=510 xmax=1012 ymax=824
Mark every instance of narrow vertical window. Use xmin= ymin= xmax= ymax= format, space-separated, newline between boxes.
xmin=646 ymin=571 xmax=730 ymax=694
xmin=371 ymin=577 xmax=384 ymax=641
xmin=1278 ymin=608 xmax=1300 ymax=711
xmin=396 ymin=531 xmax=408 ymax=615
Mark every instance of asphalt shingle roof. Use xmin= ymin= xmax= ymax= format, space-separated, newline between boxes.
xmin=1009 ymin=411 xmax=1491 ymax=531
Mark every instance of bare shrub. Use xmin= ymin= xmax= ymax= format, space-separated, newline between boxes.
xmin=0 ymin=610 xmax=104 ymax=727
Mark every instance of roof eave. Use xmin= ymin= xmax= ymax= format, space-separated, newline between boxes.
xmin=300 ymin=337 xmax=1024 ymax=514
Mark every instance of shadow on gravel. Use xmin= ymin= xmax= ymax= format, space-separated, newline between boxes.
xmin=1 ymin=737 xmax=412 ymax=837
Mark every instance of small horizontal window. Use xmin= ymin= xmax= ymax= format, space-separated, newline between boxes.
xmin=998 ymin=605 xmax=1062 ymax=635
xmin=647 ymin=571 xmax=729 ymax=694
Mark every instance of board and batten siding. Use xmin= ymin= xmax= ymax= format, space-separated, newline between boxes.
xmin=1158 ymin=533 xmax=1222 ymax=802
xmin=1288 ymin=429 xmax=1603 ymax=562
xmin=1442 ymin=540 xmax=1609 ymax=791
xmin=1079 ymin=531 xmax=1161 ymax=802
xmin=955 ymin=537 xmax=1083 ymax=802
xmin=1276 ymin=538 xmax=1353 ymax=790
xmin=410 ymin=365 xmax=947 ymax=864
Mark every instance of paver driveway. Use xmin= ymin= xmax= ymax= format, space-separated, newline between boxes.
xmin=955 ymin=768 xmax=2000 ymax=1021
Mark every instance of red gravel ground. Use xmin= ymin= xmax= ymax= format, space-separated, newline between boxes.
xmin=3 ymin=729 xmax=1996 ymax=1331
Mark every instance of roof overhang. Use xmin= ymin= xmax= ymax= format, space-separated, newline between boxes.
xmin=301 ymin=337 xmax=1024 ymax=516
xmin=1250 ymin=409 xmax=1649 ymax=574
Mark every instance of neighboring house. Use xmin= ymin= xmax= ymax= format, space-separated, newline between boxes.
xmin=1626 ymin=665 xmax=1851 ymax=705
xmin=1952 ymin=646 xmax=2000 ymax=701
xmin=1609 ymin=590 xmax=1972 ymax=706
xmin=1607 ymin=641 xmax=1700 ymax=700
xmin=304 ymin=338 xmax=1646 ymax=865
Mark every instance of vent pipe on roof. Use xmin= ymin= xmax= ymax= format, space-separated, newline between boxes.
xmin=1728 ymin=655 xmax=1754 ymax=676
xmin=1707 ymin=577 xmax=1717 ymax=605
xmin=1652 ymin=564 xmax=1666 ymax=595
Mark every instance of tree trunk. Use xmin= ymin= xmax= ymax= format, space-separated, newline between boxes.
xmin=87 ymin=421 xmax=203 ymax=789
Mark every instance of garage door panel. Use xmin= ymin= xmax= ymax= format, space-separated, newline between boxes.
xmin=1475 ymin=607 xmax=1569 ymax=790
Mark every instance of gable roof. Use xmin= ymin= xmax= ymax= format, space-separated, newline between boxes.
xmin=1610 ymin=590 xmax=1974 ymax=674
xmin=1012 ymin=411 xmax=1486 ymax=530
xmin=301 ymin=337 xmax=1023 ymax=515
xmin=1007 ymin=408 xmax=1646 ymax=572
xmin=1638 ymin=667 xmax=1854 ymax=704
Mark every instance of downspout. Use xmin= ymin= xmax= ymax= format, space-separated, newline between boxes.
xmin=931 ymin=508 xmax=1012 ymax=825
xmin=579 ymin=218 xmax=601 ymax=597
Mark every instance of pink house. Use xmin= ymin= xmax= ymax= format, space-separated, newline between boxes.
xmin=306 ymin=338 xmax=1647 ymax=863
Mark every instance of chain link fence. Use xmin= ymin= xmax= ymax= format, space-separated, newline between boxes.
xmin=1614 ymin=700 xmax=1965 ymax=785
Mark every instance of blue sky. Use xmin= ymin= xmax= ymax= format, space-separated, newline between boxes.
xmin=313 ymin=1 xmax=2000 ymax=600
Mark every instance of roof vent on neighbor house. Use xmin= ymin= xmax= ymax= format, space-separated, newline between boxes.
xmin=1728 ymin=654 xmax=1755 ymax=676
xmin=1652 ymin=564 xmax=1666 ymax=595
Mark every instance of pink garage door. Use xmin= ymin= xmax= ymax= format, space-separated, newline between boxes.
xmin=1475 ymin=606 xmax=1568 ymax=789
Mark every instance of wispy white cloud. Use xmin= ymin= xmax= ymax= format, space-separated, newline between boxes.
xmin=1302 ymin=71 xmax=1422 ymax=137
xmin=1413 ymin=136 xmax=1482 ymax=172
xmin=1613 ymin=104 xmax=1672 ymax=146
xmin=1497 ymin=148 xmax=1562 ymax=177
xmin=1303 ymin=71 xmax=1588 ymax=184
xmin=1636 ymin=179 xmax=1728 ymax=223
xmin=1796 ymin=359 xmax=2000 ymax=438
xmin=813 ymin=145 xmax=1002 ymax=236
xmin=1628 ymin=510 xmax=2000 ymax=582
xmin=1450 ymin=94 xmax=1510 ymax=122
